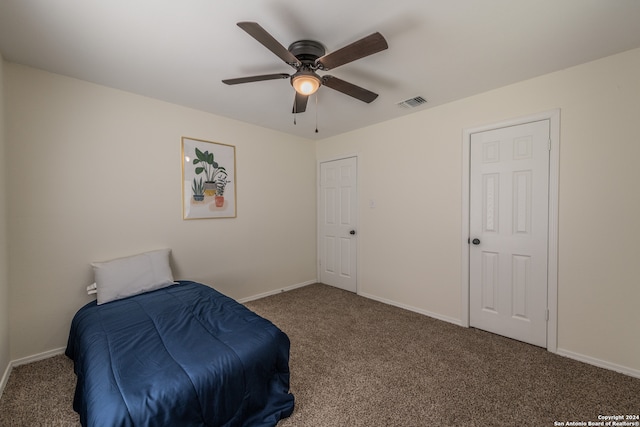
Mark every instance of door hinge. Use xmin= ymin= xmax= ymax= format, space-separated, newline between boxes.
xmin=548 ymin=139 xmax=551 ymax=151
xmin=545 ymin=309 xmax=549 ymax=321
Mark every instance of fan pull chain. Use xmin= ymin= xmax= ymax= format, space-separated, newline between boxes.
xmin=293 ymin=95 xmax=297 ymax=125
xmin=315 ymin=94 xmax=319 ymax=133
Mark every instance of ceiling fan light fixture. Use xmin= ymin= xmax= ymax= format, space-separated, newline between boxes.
xmin=291 ymin=71 xmax=321 ymax=96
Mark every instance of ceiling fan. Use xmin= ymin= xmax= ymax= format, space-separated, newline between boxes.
xmin=222 ymin=22 xmax=388 ymax=114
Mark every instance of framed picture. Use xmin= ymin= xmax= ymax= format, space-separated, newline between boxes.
xmin=181 ymin=137 xmax=236 ymax=219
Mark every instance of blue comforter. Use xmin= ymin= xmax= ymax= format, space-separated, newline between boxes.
xmin=66 ymin=281 xmax=294 ymax=427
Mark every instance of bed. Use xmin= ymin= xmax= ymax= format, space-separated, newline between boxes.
xmin=65 ymin=279 xmax=295 ymax=427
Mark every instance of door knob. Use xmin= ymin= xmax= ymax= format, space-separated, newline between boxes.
xmin=472 ymin=238 xmax=480 ymax=245
xmin=350 ymin=230 xmax=356 ymax=235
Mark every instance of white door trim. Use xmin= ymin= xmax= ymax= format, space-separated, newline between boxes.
xmin=317 ymin=153 xmax=360 ymax=293
xmin=461 ymin=109 xmax=560 ymax=352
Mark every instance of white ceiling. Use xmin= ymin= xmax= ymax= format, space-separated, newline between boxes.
xmin=1 ymin=1 xmax=640 ymax=140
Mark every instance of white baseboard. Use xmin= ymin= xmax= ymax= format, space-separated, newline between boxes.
xmin=3 ymin=291 xmax=636 ymax=403
xmin=0 ymin=361 xmax=11 ymax=398
xmin=358 ymin=291 xmax=463 ymax=327
xmin=358 ymin=293 xmax=640 ymax=379
xmin=0 ymin=281 xmax=316 ymax=397
xmin=11 ymin=347 xmax=66 ymax=367
xmin=2 ymin=281 xmax=318 ymax=397
xmin=0 ymin=347 xmax=66 ymax=398
xmin=556 ymin=348 xmax=640 ymax=379
xmin=237 ymin=280 xmax=316 ymax=304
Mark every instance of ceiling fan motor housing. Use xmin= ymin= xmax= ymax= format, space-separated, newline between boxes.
xmin=288 ymin=40 xmax=325 ymax=96
xmin=288 ymin=40 xmax=326 ymax=65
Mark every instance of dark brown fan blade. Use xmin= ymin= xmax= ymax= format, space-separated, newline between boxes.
xmin=315 ymin=32 xmax=388 ymax=71
xmin=222 ymin=73 xmax=290 ymax=85
xmin=292 ymin=92 xmax=308 ymax=113
xmin=237 ymin=22 xmax=300 ymax=68
xmin=322 ymin=75 xmax=378 ymax=103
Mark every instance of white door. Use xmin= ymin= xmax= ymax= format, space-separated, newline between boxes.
xmin=319 ymin=157 xmax=357 ymax=292
xmin=469 ymin=120 xmax=550 ymax=347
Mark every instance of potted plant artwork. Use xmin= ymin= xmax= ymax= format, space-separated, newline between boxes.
xmin=214 ymin=173 xmax=231 ymax=207
xmin=193 ymin=148 xmax=227 ymax=197
xmin=182 ymin=137 xmax=236 ymax=220
xmin=191 ymin=177 xmax=205 ymax=202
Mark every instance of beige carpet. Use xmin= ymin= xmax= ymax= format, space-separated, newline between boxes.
xmin=0 ymin=353 xmax=78 ymax=426
xmin=1 ymin=283 xmax=639 ymax=426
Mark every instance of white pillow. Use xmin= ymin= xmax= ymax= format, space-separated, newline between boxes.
xmin=92 ymin=249 xmax=175 ymax=305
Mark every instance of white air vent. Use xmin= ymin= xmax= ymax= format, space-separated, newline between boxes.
xmin=396 ymin=96 xmax=427 ymax=109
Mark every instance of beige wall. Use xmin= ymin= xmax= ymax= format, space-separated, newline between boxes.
xmin=5 ymin=64 xmax=317 ymax=360
xmin=0 ymin=56 xmax=10 ymax=379
xmin=3 ymin=48 xmax=639 ymax=376
xmin=316 ymin=48 xmax=640 ymax=373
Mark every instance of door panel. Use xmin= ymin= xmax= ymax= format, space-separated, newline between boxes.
xmin=469 ymin=120 xmax=549 ymax=347
xmin=319 ymin=157 xmax=357 ymax=292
